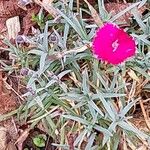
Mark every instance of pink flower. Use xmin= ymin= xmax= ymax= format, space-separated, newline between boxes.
xmin=92 ymin=23 xmax=136 ymax=65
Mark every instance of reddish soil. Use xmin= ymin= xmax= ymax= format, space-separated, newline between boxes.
xmin=0 ymin=0 xmax=40 ymax=38
xmin=0 ymin=0 xmax=149 ymax=149
xmin=0 ymin=71 xmax=18 ymax=114
xmin=0 ymin=0 xmax=41 ymax=114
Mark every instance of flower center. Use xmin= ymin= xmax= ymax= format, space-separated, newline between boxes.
xmin=112 ymin=40 xmax=119 ymax=52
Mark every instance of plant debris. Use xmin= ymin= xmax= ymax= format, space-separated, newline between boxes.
xmin=0 ymin=0 xmax=40 ymax=39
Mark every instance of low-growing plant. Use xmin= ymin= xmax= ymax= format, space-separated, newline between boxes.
xmin=0 ymin=0 xmax=150 ymax=149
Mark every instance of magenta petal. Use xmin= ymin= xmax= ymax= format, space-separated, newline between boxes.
xmin=92 ymin=23 xmax=136 ymax=65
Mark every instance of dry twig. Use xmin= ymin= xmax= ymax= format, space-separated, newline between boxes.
xmin=34 ymin=0 xmax=58 ymax=18
xmin=139 ymin=99 xmax=150 ymax=130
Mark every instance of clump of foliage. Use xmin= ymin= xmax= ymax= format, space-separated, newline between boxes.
xmin=1 ymin=0 xmax=150 ymax=149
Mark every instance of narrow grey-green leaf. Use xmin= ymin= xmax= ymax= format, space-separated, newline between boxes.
xmin=85 ymin=133 xmax=96 ymax=150
xmin=118 ymin=121 xmax=149 ymax=139
xmin=120 ymin=101 xmax=135 ymax=117
xmin=45 ymin=80 xmax=57 ymax=88
xmin=62 ymin=115 xmax=89 ymax=125
xmin=74 ymin=129 xmax=87 ymax=147
xmin=82 ymin=69 xmax=89 ymax=95
xmin=39 ymin=53 xmax=47 ymax=74
xmin=88 ymin=100 xmax=104 ymax=116
xmin=58 ymin=70 xmax=71 ymax=79
xmin=96 ymin=91 xmax=115 ymax=120
xmin=110 ymin=2 xmax=141 ymax=22
xmin=28 ymin=49 xmax=45 ymax=56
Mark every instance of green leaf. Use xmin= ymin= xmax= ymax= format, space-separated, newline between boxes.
xmin=94 ymin=124 xmax=112 ymax=136
xmin=63 ymin=23 xmax=70 ymax=47
xmin=132 ymin=34 xmax=150 ymax=45
xmin=111 ymin=133 xmax=120 ymax=150
xmin=57 ymin=9 xmax=88 ymax=40
xmin=45 ymin=80 xmax=57 ymax=88
xmin=138 ymin=0 xmax=147 ymax=8
xmin=96 ymin=73 xmax=109 ymax=91
xmin=74 ymin=129 xmax=88 ymax=147
xmin=39 ymin=53 xmax=47 ymax=74
xmin=58 ymin=70 xmax=72 ymax=79
xmin=102 ymin=121 xmax=118 ymax=146
xmin=96 ymin=91 xmax=116 ymax=121
xmin=34 ymin=95 xmax=45 ymax=109
xmin=92 ymin=93 xmax=126 ymax=99
xmin=132 ymin=66 xmax=150 ymax=80
xmin=131 ymin=7 xmax=147 ymax=33
xmin=33 ymin=134 xmax=46 ymax=148
xmin=85 ymin=133 xmax=96 ymax=150
xmin=118 ymin=121 xmax=149 ymax=139
xmin=62 ymin=115 xmax=89 ymax=125
xmin=46 ymin=115 xmax=57 ymax=132
xmin=43 ymin=21 xmax=49 ymax=52
xmin=69 ymin=0 xmax=74 ymax=10
xmin=28 ymin=49 xmax=45 ymax=56
xmin=110 ymin=2 xmax=141 ymax=22
xmin=120 ymin=100 xmax=135 ymax=117
xmin=82 ymin=69 xmax=89 ymax=95
xmin=88 ymin=100 xmax=104 ymax=116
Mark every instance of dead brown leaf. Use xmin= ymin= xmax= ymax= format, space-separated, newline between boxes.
xmin=137 ymin=145 xmax=148 ymax=150
xmin=6 ymin=16 xmax=21 ymax=40
xmin=6 ymin=142 xmax=17 ymax=150
xmin=0 ymin=126 xmax=8 ymax=150
xmin=15 ymin=128 xmax=30 ymax=150
xmin=84 ymin=0 xmax=103 ymax=27
xmin=128 ymin=69 xmax=140 ymax=83
xmin=34 ymin=0 xmax=58 ymax=18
